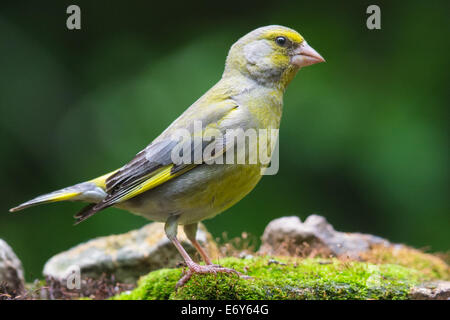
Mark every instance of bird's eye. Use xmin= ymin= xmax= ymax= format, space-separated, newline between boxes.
xmin=275 ymin=36 xmax=287 ymax=46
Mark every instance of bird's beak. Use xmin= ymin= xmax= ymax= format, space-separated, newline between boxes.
xmin=291 ymin=41 xmax=325 ymax=68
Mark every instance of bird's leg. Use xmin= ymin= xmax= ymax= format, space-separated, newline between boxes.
xmin=183 ymin=223 xmax=214 ymax=265
xmin=165 ymin=217 xmax=242 ymax=289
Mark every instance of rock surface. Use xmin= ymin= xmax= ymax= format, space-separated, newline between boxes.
xmin=259 ymin=215 xmax=390 ymax=258
xmin=43 ymin=222 xmax=218 ymax=284
xmin=0 ymin=239 xmax=25 ymax=293
xmin=410 ymin=281 xmax=450 ymax=300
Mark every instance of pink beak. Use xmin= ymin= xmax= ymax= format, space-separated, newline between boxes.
xmin=291 ymin=41 xmax=325 ymax=68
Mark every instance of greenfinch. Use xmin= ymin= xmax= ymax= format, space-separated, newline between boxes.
xmin=10 ymin=25 xmax=324 ymax=287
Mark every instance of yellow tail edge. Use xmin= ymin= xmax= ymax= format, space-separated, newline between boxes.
xmin=9 ymin=191 xmax=82 ymax=213
xmin=9 ymin=170 xmax=118 ymax=213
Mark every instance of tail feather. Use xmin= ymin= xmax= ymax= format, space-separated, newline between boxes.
xmin=9 ymin=170 xmax=117 ymax=213
xmin=73 ymin=204 xmax=97 ymax=225
xmin=9 ymin=189 xmax=81 ymax=212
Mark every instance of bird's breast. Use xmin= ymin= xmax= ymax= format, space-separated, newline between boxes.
xmin=119 ymin=163 xmax=263 ymax=225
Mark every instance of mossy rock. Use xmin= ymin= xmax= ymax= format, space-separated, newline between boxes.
xmin=113 ymin=255 xmax=446 ymax=300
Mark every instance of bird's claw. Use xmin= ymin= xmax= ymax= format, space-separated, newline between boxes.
xmin=175 ymin=263 xmax=250 ymax=290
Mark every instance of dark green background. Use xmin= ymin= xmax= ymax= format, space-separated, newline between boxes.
xmin=1 ymin=1 xmax=448 ymax=281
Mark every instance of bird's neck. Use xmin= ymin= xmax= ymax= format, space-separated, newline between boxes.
xmin=220 ymin=73 xmax=284 ymax=129
xmin=223 ymin=66 xmax=299 ymax=92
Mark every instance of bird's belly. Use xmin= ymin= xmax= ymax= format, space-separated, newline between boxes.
xmin=117 ymin=163 xmax=263 ymax=225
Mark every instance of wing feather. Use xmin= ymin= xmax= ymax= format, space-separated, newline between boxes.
xmin=74 ymin=99 xmax=239 ymax=223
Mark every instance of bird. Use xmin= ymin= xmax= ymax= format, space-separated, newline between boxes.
xmin=10 ymin=25 xmax=324 ymax=288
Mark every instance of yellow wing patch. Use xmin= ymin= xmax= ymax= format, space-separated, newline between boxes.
xmin=89 ymin=170 xmax=119 ymax=189
xmin=117 ymin=164 xmax=196 ymax=203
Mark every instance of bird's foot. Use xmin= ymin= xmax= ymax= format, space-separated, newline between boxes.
xmin=175 ymin=262 xmax=250 ymax=290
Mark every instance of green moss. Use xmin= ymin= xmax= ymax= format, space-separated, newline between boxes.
xmin=114 ymin=268 xmax=183 ymax=300
xmin=114 ymin=256 xmax=430 ymax=300
xmin=361 ymin=245 xmax=450 ymax=280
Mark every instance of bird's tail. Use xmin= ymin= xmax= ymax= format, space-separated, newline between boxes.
xmin=9 ymin=171 xmax=116 ymax=213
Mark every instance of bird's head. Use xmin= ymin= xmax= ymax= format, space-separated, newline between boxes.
xmin=224 ymin=25 xmax=325 ymax=89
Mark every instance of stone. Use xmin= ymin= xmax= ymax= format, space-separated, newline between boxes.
xmin=410 ymin=281 xmax=450 ymax=300
xmin=43 ymin=222 xmax=218 ymax=284
xmin=259 ymin=215 xmax=390 ymax=259
xmin=0 ymin=239 xmax=25 ymax=294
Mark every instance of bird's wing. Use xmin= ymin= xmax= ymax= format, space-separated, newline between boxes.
xmin=74 ymin=99 xmax=239 ymax=223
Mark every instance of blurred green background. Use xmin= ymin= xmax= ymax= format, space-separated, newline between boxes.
xmin=0 ymin=1 xmax=448 ymax=281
